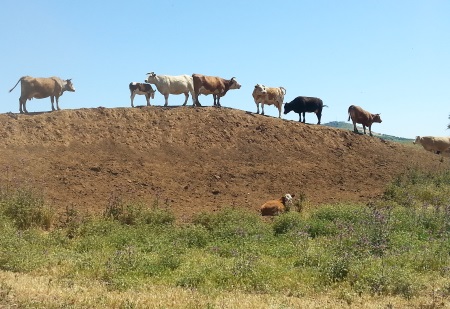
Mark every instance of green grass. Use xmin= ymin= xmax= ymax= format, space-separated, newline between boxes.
xmin=1 ymin=168 xmax=450 ymax=307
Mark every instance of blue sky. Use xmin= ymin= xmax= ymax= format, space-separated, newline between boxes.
xmin=1 ymin=1 xmax=449 ymax=138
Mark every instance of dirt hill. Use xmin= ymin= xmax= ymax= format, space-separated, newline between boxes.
xmin=0 ymin=106 xmax=446 ymax=222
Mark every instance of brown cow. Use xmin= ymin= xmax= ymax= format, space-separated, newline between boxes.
xmin=129 ymin=82 xmax=155 ymax=107
xmin=260 ymin=194 xmax=295 ymax=216
xmin=9 ymin=76 xmax=75 ymax=113
xmin=192 ymin=74 xmax=241 ymax=107
xmin=252 ymin=84 xmax=286 ymax=118
xmin=347 ymin=105 xmax=382 ymax=136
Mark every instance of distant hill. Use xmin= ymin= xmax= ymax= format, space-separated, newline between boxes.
xmin=324 ymin=121 xmax=414 ymax=144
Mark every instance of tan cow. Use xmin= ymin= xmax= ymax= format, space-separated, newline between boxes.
xmin=260 ymin=194 xmax=295 ymax=216
xmin=413 ymin=136 xmax=450 ymax=154
xmin=252 ymin=84 xmax=286 ymax=118
xmin=9 ymin=76 xmax=75 ymax=113
xmin=348 ymin=105 xmax=382 ymax=136
xmin=192 ymin=74 xmax=241 ymax=107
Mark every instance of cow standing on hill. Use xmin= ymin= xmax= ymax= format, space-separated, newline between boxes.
xmin=252 ymin=84 xmax=286 ymax=118
xmin=145 ymin=72 xmax=195 ymax=106
xmin=9 ymin=76 xmax=75 ymax=113
xmin=347 ymin=105 xmax=382 ymax=136
xmin=284 ymin=96 xmax=325 ymax=124
xmin=192 ymin=74 xmax=241 ymax=107
xmin=129 ymin=82 xmax=155 ymax=107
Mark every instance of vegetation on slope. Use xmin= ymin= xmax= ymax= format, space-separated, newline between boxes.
xmin=324 ymin=121 xmax=414 ymax=144
xmin=1 ymin=169 xmax=450 ymax=308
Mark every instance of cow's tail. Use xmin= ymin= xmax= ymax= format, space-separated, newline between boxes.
xmin=9 ymin=77 xmax=24 ymax=93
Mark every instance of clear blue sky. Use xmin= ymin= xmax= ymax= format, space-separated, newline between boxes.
xmin=1 ymin=1 xmax=449 ymax=138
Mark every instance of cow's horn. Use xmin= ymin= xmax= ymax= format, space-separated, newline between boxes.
xmin=146 ymin=72 xmax=154 ymax=75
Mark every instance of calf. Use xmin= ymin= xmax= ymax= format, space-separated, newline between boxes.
xmin=252 ymin=84 xmax=286 ymax=118
xmin=9 ymin=76 xmax=75 ymax=113
xmin=260 ymin=194 xmax=295 ymax=216
xmin=284 ymin=96 xmax=325 ymax=124
xmin=192 ymin=74 xmax=241 ymax=107
xmin=129 ymin=82 xmax=155 ymax=107
xmin=413 ymin=136 xmax=450 ymax=154
xmin=145 ymin=72 xmax=195 ymax=106
xmin=347 ymin=105 xmax=382 ymax=136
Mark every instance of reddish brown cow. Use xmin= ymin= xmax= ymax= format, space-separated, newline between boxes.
xmin=348 ymin=105 xmax=382 ymax=136
xmin=260 ymin=194 xmax=295 ymax=216
xmin=192 ymin=74 xmax=241 ymax=107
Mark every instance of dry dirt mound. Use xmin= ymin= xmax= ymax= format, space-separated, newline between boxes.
xmin=0 ymin=106 xmax=446 ymax=222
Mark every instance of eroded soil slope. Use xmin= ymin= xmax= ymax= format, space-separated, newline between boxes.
xmin=0 ymin=106 xmax=446 ymax=221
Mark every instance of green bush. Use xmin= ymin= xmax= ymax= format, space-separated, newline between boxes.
xmin=0 ymin=188 xmax=53 ymax=230
xmin=272 ymin=211 xmax=305 ymax=235
xmin=103 ymin=196 xmax=174 ymax=226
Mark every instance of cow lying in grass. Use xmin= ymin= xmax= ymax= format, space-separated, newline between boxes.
xmin=260 ymin=194 xmax=295 ymax=216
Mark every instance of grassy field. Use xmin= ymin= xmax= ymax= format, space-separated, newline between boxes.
xmin=1 ymin=169 xmax=450 ymax=308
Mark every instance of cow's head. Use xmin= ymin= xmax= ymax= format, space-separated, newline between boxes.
xmin=253 ymin=84 xmax=267 ymax=95
xmin=149 ymin=85 xmax=156 ymax=99
xmin=229 ymin=77 xmax=241 ymax=90
xmin=373 ymin=113 xmax=382 ymax=123
xmin=145 ymin=72 xmax=157 ymax=83
xmin=283 ymin=102 xmax=293 ymax=114
xmin=64 ymin=79 xmax=75 ymax=92
xmin=413 ymin=136 xmax=421 ymax=145
xmin=282 ymin=193 xmax=295 ymax=211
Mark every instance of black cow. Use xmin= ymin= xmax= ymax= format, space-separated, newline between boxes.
xmin=129 ymin=82 xmax=155 ymax=107
xmin=283 ymin=96 xmax=325 ymax=124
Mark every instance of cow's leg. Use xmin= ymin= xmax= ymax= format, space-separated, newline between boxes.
xmin=261 ymin=103 xmax=265 ymax=115
xmin=19 ymin=97 xmax=26 ymax=114
xmin=193 ymin=93 xmax=202 ymax=107
xmin=130 ymin=92 xmax=136 ymax=107
xmin=316 ymin=112 xmax=322 ymax=125
xmin=278 ymin=105 xmax=282 ymax=118
xmin=256 ymin=102 xmax=260 ymax=114
xmin=368 ymin=125 xmax=372 ymax=136
xmin=353 ymin=122 xmax=359 ymax=133
xmin=363 ymin=125 xmax=367 ymax=135
xmin=182 ymin=92 xmax=189 ymax=106
xmin=55 ymin=96 xmax=61 ymax=111
xmin=216 ymin=96 xmax=222 ymax=107
xmin=164 ymin=94 xmax=169 ymax=106
xmin=145 ymin=94 xmax=151 ymax=106
xmin=51 ymin=96 xmax=56 ymax=111
xmin=302 ymin=112 xmax=306 ymax=123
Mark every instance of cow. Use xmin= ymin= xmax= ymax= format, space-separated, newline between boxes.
xmin=145 ymin=72 xmax=195 ymax=106
xmin=283 ymin=96 xmax=325 ymax=124
xmin=252 ymin=84 xmax=286 ymax=118
xmin=129 ymin=82 xmax=155 ymax=107
xmin=9 ymin=76 xmax=75 ymax=113
xmin=413 ymin=136 xmax=450 ymax=154
xmin=347 ymin=105 xmax=382 ymax=136
xmin=192 ymin=74 xmax=241 ymax=107
xmin=260 ymin=194 xmax=295 ymax=216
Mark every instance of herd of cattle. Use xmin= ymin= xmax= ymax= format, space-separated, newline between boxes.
xmin=7 ymin=73 xmax=450 ymax=158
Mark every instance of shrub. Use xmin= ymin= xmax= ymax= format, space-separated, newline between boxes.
xmin=192 ymin=207 xmax=268 ymax=240
xmin=0 ymin=187 xmax=53 ymax=230
xmin=103 ymin=195 xmax=174 ymax=226
xmin=272 ymin=211 xmax=305 ymax=235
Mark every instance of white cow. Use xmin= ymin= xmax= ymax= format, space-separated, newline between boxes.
xmin=252 ymin=84 xmax=286 ymax=118
xmin=145 ymin=72 xmax=195 ymax=106
xmin=413 ymin=136 xmax=450 ymax=154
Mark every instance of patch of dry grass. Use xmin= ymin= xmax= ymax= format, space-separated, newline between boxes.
xmin=1 ymin=270 xmax=448 ymax=309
